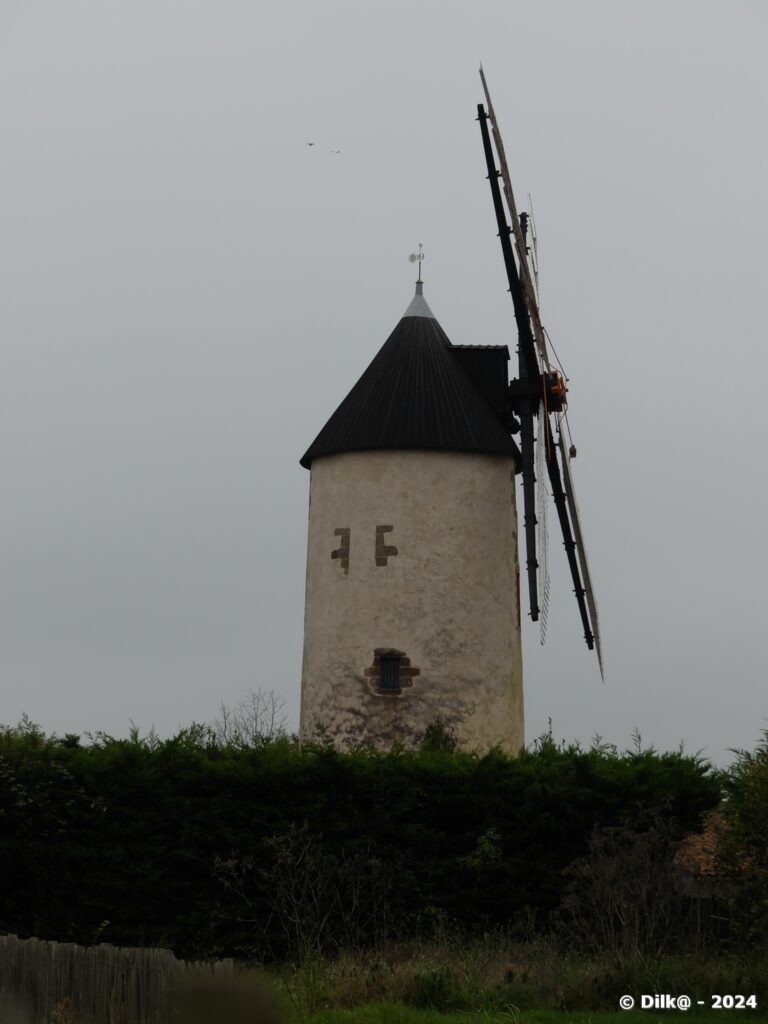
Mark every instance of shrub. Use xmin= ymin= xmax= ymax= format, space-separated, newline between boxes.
xmin=720 ymin=729 xmax=768 ymax=941
xmin=0 ymin=719 xmax=721 ymax=959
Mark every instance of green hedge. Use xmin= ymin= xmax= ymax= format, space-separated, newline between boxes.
xmin=0 ymin=720 xmax=721 ymax=959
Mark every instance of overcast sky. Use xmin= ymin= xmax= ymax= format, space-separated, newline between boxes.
xmin=1 ymin=1 xmax=765 ymax=765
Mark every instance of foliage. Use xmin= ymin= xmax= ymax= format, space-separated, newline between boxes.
xmin=306 ymin=1004 xmax=768 ymax=1024
xmin=0 ymin=716 xmax=722 ymax=960
xmin=210 ymin=689 xmax=289 ymax=749
xmin=560 ymin=816 xmax=699 ymax=956
xmin=286 ymin=934 xmax=768 ymax=1017
xmin=720 ymin=728 xmax=768 ymax=939
xmin=50 ymin=996 xmax=76 ymax=1024
xmin=420 ymin=718 xmax=458 ymax=754
xmin=215 ymin=822 xmax=393 ymax=963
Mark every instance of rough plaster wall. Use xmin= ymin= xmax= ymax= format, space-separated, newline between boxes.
xmin=299 ymin=450 xmax=524 ymax=754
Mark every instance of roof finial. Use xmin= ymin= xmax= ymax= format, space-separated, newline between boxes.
xmin=401 ymin=245 xmax=435 ymax=319
xmin=408 ymin=243 xmax=424 ymax=286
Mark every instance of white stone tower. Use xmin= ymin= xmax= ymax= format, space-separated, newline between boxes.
xmin=299 ymin=282 xmax=524 ymax=753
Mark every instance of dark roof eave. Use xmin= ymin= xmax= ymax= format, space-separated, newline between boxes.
xmin=300 ymin=442 xmax=522 ymax=471
xmin=450 ymin=343 xmax=511 ymax=356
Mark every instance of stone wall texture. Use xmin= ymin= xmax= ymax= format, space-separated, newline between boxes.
xmin=300 ymin=450 xmax=524 ymax=753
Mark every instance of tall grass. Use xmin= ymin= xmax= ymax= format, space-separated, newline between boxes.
xmin=307 ymin=1009 xmax=768 ymax=1024
xmin=271 ymin=935 xmax=768 ymax=1017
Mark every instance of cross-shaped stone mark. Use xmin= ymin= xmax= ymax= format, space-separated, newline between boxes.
xmin=375 ymin=525 xmax=398 ymax=567
xmin=331 ymin=527 xmax=350 ymax=575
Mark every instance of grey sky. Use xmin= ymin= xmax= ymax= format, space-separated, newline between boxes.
xmin=1 ymin=1 xmax=765 ymax=765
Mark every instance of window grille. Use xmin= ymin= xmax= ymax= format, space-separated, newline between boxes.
xmin=379 ymin=655 xmax=401 ymax=692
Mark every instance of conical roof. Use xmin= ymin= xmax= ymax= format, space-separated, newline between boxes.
xmin=300 ymin=284 xmax=520 ymax=469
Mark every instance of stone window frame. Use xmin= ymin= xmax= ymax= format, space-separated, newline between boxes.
xmin=364 ymin=648 xmax=420 ymax=696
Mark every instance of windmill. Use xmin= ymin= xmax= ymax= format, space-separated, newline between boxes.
xmin=477 ymin=69 xmax=603 ymax=678
xmin=297 ymin=77 xmax=602 ymax=755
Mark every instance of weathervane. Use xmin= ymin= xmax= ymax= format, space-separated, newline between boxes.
xmin=408 ymin=243 xmax=424 ymax=282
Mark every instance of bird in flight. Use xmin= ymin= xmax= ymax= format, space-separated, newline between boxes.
xmin=305 ymin=141 xmax=342 ymax=155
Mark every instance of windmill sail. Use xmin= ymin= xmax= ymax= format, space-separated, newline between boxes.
xmin=526 ymin=194 xmax=541 ymax=309
xmin=541 ymin=413 xmax=594 ymax=654
xmin=559 ymin=431 xmax=604 ymax=678
xmin=536 ymin=425 xmax=551 ymax=644
xmin=477 ymin=98 xmax=540 ymax=620
xmin=477 ymin=70 xmax=602 ymax=673
xmin=480 ymin=68 xmax=550 ymax=372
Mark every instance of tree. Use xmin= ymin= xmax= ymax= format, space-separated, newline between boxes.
xmin=210 ymin=689 xmax=288 ymax=748
xmin=561 ymin=816 xmax=697 ymax=955
xmin=720 ymin=729 xmax=768 ymax=941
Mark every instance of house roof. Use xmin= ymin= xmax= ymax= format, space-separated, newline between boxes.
xmin=451 ymin=343 xmax=511 ymax=354
xmin=674 ymin=809 xmax=727 ymax=877
xmin=300 ymin=283 xmax=520 ymax=469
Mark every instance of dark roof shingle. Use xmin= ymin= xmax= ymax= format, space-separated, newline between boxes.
xmin=300 ymin=301 xmax=519 ymax=469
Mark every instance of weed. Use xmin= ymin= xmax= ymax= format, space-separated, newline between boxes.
xmin=50 ymin=997 xmax=76 ymax=1024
